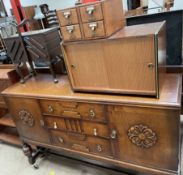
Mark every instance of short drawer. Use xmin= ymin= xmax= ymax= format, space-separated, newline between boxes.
xmin=80 ymin=3 xmax=103 ymax=23
xmin=82 ymin=121 xmax=109 ymax=138
xmin=39 ymin=100 xmax=78 ymax=116
xmin=51 ymin=130 xmax=113 ymax=157
xmin=45 ymin=116 xmax=67 ymax=130
xmin=83 ymin=21 xmax=105 ymax=39
xmin=61 ymin=24 xmax=82 ymax=41
xmin=78 ymin=103 xmax=107 ymax=122
xmin=57 ymin=8 xmax=79 ymax=26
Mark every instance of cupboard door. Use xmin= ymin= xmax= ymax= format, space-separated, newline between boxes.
xmin=5 ymin=97 xmax=50 ymax=143
xmin=64 ymin=42 xmax=109 ymax=90
xmin=108 ymin=105 xmax=180 ymax=171
xmin=103 ymin=36 xmax=156 ymax=95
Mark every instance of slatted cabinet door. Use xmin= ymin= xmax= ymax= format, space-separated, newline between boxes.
xmin=5 ymin=97 xmax=51 ymax=143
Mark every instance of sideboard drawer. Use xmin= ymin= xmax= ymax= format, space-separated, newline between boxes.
xmin=61 ymin=24 xmax=82 ymax=41
xmin=82 ymin=121 xmax=109 ymax=138
xmin=39 ymin=100 xmax=107 ymax=122
xmin=80 ymin=3 xmax=103 ymax=23
xmin=45 ymin=116 xmax=67 ymax=130
xmin=51 ymin=130 xmax=112 ymax=157
xmin=57 ymin=8 xmax=79 ymax=26
xmin=83 ymin=21 xmax=105 ymax=39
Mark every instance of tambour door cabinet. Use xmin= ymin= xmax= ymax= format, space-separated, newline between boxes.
xmin=62 ymin=22 xmax=166 ymax=98
xmin=57 ymin=0 xmax=125 ymax=41
xmin=2 ymin=73 xmax=182 ymax=175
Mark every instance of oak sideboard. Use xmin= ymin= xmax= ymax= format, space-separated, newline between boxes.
xmin=2 ymin=73 xmax=182 ymax=175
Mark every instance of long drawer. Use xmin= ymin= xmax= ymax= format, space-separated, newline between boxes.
xmin=51 ymin=130 xmax=113 ymax=158
xmin=39 ymin=100 xmax=107 ymax=122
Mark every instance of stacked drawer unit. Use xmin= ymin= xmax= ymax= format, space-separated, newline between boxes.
xmin=57 ymin=0 xmax=125 ymax=41
xmin=39 ymin=100 xmax=117 ymax=158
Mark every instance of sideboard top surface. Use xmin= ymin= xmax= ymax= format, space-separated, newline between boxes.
xmin=2 ymin=74 xmax=182 ymax=108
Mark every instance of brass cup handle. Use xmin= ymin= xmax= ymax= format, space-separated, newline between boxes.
xmin=86 ymin=6 xmax=95 ymax=15
xmin=63 ymin=11 xmax=71 ymax=19
xmin=89 ymin=22 xmax=97 ymax=31
xmin=89 ymin=109 xmax=96 ymax=119
xmin=110 ymin=129 xmax=117 ymax=139
xmin=66 ymin=26 xmax=74 ymax=34
xmin=48 ymin=105 xmax=54 ymax=113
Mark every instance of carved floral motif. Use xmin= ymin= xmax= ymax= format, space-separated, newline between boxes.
xmin=128 ymin=124 xmax=157 ymax=148
xmin=19 ymin=110 xmax=34 ymax=127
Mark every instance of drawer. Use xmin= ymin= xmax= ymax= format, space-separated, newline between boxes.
xmin=57 ymin=8 xmax=79 ymax=26
xmin=39 ymin=100 xmax=107 ymax=122
xmin=45 ymin=116 xmax=67 ymax=130
xmin=78 ymin=103 xmax=107 ymax=122
xmin=45 ymin=116 xmax=83 ymax=133
xmin=80 ymin=3 xmax=103 ymax=23
xmin=82 ymin=121 xmax=109 ymax=138
xmin=83 ymin=21 xmax=105 ymax=39
xmin=51 ymin=130 xmax=112 ymax=157
xmin=39 ymin=100 xmax=78 ymax=116
xmin=61 ymin=25 xmax=82 ymax=41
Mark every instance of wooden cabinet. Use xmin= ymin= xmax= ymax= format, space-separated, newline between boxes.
xmin=63 ymin=22 xmax=166 ymax=97
xmin=57 ymin=0 xmax=125 ymax=41
xmin=2 ymin=74 xmax=181 ymax=175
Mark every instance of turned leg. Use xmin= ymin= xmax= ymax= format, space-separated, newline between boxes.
xmin=22 ymin=143 xmax=35 ymax=164
xmin=22 ymin=143 xmax=47 ymax=168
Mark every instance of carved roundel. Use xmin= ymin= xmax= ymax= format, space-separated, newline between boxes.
xmin=18 ymin=110 xmax=34 ymax=127
xmin=128 ymin=124 xmax=157 ymax=149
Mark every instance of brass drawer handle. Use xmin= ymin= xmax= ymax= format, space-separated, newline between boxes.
xmin=58 ymin=137 xmax=64 ymax=143
xmin=110 ymin=129 xmax=117 ymax=139
xmin=89 ymin=109 xmax=96 ymax=119
xmin=86 ymin=6 xmax=95 ymax=15
xmin=54 ymin=122 xmax=58 ymax=129
xmin=93 ymin=128 xmax=98 ymax=136
xmin=66 ymin=26 xmax=74 ymax=34
xmin=63 ymin=11 xmax=71 ymax=19
xmin=48 ymin=105 xmax=54 ymax=113
xmin=89 ymin=22 xmax=97 ymax=31
xmin=96 ymin=144 xmax=103 ymax=152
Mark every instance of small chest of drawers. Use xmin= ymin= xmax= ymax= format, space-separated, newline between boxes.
xmin=57 ymin=0 xmax=125 ymax=41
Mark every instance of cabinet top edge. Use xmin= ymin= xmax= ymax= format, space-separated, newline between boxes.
xmin=2 ymin=74 xmax=182 ymax=109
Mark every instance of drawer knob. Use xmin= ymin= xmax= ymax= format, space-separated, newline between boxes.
xmin=71 ymin=64 xmax=76 ymax=69
xmin=66 ymin=26 xmax=74 ymax=34
xmin=96 ymin=145 xmax=103 ymax=152
xmin=86 ymin=6 xmax=95 ymax=15
xmin=89 ymin=22 xmax=97 ymax=31
xmin=89 ymin=109 xmax=96 ymax=119
xmin=110 ymin=129 xmax=117 ymax=139
xmin=93 ymin=128 xmax=98 ymax=136
xmin=54 ymin=122 xmax=58 ymax=129
xmin=58 ymin=137 xmax=64 ymax=143
xmin=147 ymin=63 xmax=155 ymax=68
xmin=48 ymin=105 xmax=54 ymax=113
xmin=63 ymin=11 xmax=71 ymax=19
